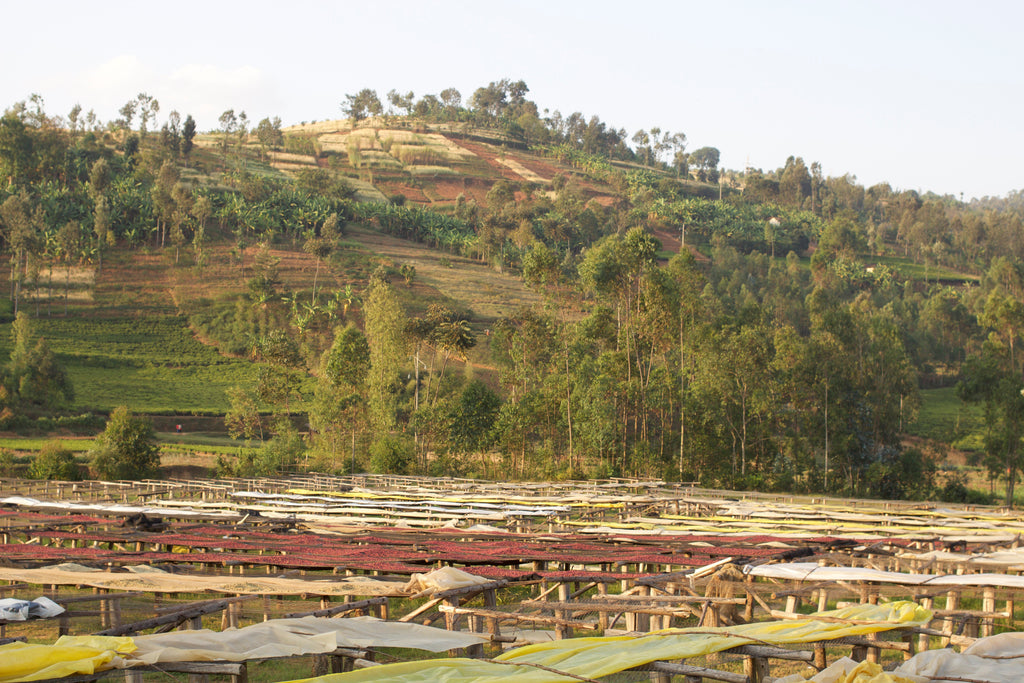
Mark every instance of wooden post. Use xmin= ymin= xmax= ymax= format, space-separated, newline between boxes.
xmin=982 ymin=587 xmax=996 ymax=637
xmin=556 ymin=583 xmax=572 ymax=639
xmin=918 ymin=596 xmax=933 ymax=652
xmin=744 ymin=655 xmax=769 ymax=683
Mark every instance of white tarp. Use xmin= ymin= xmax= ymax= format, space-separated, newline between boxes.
xmin=893 ymin=633 xmax=1024 ymax=682
xmin=405 ymin=567 xmax=495 ymax=594
xmin=0 ymin=596 xmax=63 ymax=621
xmin=746 ymin=562 xmax=1024 ymax=589
xmin=129 ymin=616 xmax=488 ymax=663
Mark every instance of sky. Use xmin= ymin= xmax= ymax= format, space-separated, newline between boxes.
xmin=4 ymin=0 xmax=1021 ymax=200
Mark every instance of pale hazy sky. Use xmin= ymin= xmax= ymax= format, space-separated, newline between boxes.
xmin=5 ymin=0 xmax=1021 ymax=200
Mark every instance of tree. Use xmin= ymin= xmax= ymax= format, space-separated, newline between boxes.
xmin=387 ymin=89 xmax=415 ymax=116
xmin=252 ymin=329 xmax=304 ymax=416
xmin=343 ymin=89 xmax=383 ymax=122
xmin=135 ymin=93 xmax=159 ymax=140
xmin=55 ymin=220 xmax=80 ymax=314
xmin=29 ymin=441 xmax=80 ymax=480
xmin=440 ymin=88 xmax=462 ymax=116
xmin=163 ymin=110 xmax=181 ymax=156
xmin=369 ymin=434 xmax=413 ymax=474
xmin=218 ymin=109 xmax=238 ymax=157
xmin=255 ymin=116 xmax=283 ymax=159
xmin=311 ymin=324 xmax=370 ymax=470
xmin=181 ymin=114 xmax=196 ymax=164
xmin=88 ymin=158 xmax=111 ymax=201
xmin=0 ymin=112 xmax=33 ymax=185
xmin=93 ymin=197 xmax=111 ymax=272
xmin=225 ymin=385 xmax=263 ymax=441
xmin=89 ymin=406 xmax=160 ymax=480
xmin=447 ymin=380 xmax=500 ymax=454
xmin=364 ymin=266 xmax=405 ymax=431
xmin=0 ymin=191 xmax=38 ymax=314
xmin=689 ymin=146 xmax=720 ymax=181
xmin=303 ymin=231 xmax=332 ymax=304
xmin=117 ymin=99 xmax=136 ymax=134
xmin=959 ymin=349 xmax=1024 ymax=507
xmin=6 ymin=311 xmax=73 ymax=411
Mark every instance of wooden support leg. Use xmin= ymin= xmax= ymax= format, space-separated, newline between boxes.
xmin=785 ymin=595 xmax=800 ymax=615
xmin=814 ymin=644 xmax=827 ymax=670
xmin=744 ymin=656 xmax=769 ymax=683
xmin=557 ymin=583 xmax=572 ymax=639
xmin=982 ymin=587 xmax=996 ymax=637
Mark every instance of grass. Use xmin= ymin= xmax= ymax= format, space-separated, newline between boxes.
xmin=871 ymin=255 xmax=980 ymax=283
xmin=0 ymin=315 xmax=262 ymax=414
xmin=909 ymin=386 xmax=985 ymax=448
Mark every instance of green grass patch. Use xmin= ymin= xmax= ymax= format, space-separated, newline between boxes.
xmin=0 ymin=316 xmax=262 ymax=414
xmin=0 ymin=437 xmax=96 ymax=452
xmin=871 ymin=256 xmax=979 ymax=283
xmin=909 ymin=386 xmax=985 ymax=448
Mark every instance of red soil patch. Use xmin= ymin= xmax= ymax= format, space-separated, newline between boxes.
xmin=651 ymin=225 xmax=710 ymax=262
xmin=449 ymin=139 xmax=528 ymax=184
xmin=378 ymin=180 xmax=430 ymax=203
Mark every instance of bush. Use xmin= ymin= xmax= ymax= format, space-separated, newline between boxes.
xmin=369 ymin=435 xmax=413 ymax=474
xmin=0 ymin=448 xmax=17 ymax=477
xmin=254 ymin=424 xmax=306 ymax=475
xmin=29 ymin=441 xmax=81 ymax=480
xmin=89 ymin=406 xmax=160 ymax=480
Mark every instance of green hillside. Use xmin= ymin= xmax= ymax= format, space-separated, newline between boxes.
xmin=0 ymin=83 xmax=1019 ymax=502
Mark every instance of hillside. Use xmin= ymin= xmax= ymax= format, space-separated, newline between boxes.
xmin=0 ymin=90 xmax=1016 ymax=502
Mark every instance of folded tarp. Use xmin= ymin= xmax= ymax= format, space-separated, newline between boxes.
xmin=0 ymin=597 xmax=63 ymax=621
xmin=0 ymin=637 xmax=134 ymax=683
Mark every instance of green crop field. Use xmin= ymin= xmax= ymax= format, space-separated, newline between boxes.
xmin=0 ymin=315 xmax=262 ymax=414
xmin=871 ymin=255 xmax=980 ymax=283
xmin=910 ymin=386 xmax=985 ymax=449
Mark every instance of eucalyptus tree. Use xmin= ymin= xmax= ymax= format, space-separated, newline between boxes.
xmin=135 ymin=93 xmax=159 ymax=140
xmin=0 ymin=191 xmax=38 ymax=314
xmin=181 ymin=115 xmax=196 ymax=165
xmin=311 ymin=323 xmax=370 ymax=470
xmin=364 ymin=266 xmax=405 ymax=432
xmin=55 ymin=220 xmax=80 ymax=315
xmin=342 ymin=90 xmax=383 ymax=122
xmin=92 ymin=197 xmax=110 ymax=273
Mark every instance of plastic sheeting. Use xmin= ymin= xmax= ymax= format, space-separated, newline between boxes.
xmin=0 ymin=566 xmax=406 ymax=596
xmin=776 ymin=657 xmax=927 ymax=683
xmin=746 ymin=561 xmax=1024 ymax=589
xmin=0 ymin=618 xmax=488 ymax=682
xmin=130 ymin=616 xmax=489 ymax=663
xmin=404 ymin=567 xmax=496 ymax=594
xmin=0 ymin=597 xmax=63 ymax=621
xmin=894 ymin=631 xmax=1024 ymax=682
xmin=0 ymin=637 xmax=134 ymax=683
xmin=289 ymin=601 xmax=931 ymax=683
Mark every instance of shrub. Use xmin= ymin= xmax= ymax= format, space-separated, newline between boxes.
xmin=0 ymin=448 xmax=17 ymax=477
xmin=369 ymin=435 xmax=413 ymax=474
xmin=254 ymin=423 xmax=306 ymax=475
xmin=29 ymin=441 xmax=81 ymax=481
xmin=89 ymin=406 xmax=160 ymax=480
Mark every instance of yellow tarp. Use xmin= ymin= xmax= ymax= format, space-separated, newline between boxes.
xmin=290 ymin=601 xmax=931 ymax=683
xmin=0 ymin=637 xmax=134 ymax=683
